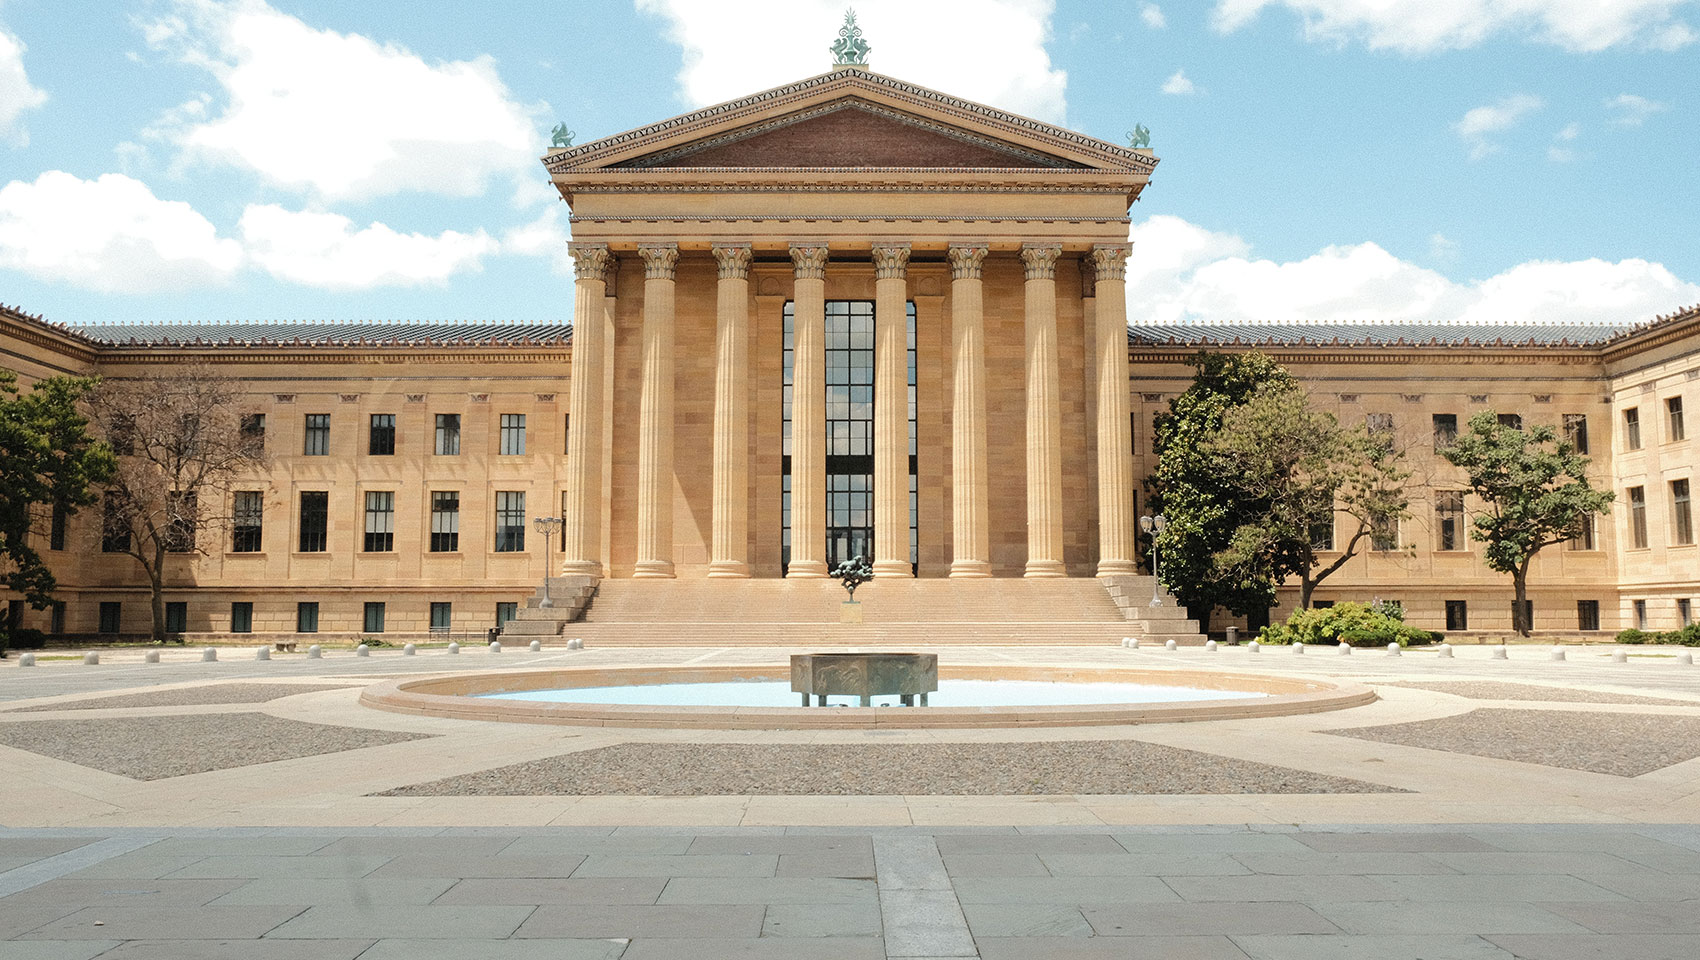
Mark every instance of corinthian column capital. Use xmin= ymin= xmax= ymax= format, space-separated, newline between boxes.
xmin=569 ymin=243 xmax=611 ymax=283
xmin=638 ymin=243 xmax=679 ymax=281
xmin=947 ymin=244 xmax=989 ymax=280
xmin=1090 ymin=244 xmax=1130 ymax=282
xmin=871 ymin=243 xmax=911 ymax=280
xmin=712 ymin=243 xmax=753 ymax=280
xmin=1020 ymin=243 xmax=1062 ymax=281
xmin=789 ymin=243 xmax=829 ymax=280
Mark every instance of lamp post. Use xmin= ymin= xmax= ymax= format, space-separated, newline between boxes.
xmin=1139 ymin=513 xmax=1167 ymax=607
xmin=533 ymin=516 xmax=563 ymax=607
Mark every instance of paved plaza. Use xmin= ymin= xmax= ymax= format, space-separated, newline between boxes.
xmin=4 ymin=642 xmax=1700 ymax=957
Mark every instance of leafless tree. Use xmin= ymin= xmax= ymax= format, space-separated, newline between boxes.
xmin=85 ymin=365 xmax=267 ymax=642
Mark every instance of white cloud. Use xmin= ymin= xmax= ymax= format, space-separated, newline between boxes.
xmin=1605 ymin=93 xmax=1671 ymax=126
xmin=1428 ymin=233 xmax=1459 ymax=262
xmin=502 ymin=204 xmax=574 ymax=276
xmin=1210 ymin=0 xmax=1697 ymax=53
xmin=1547 ymin=122 xmax=1580 ymax=162
xmin=1141 ymin=4 xmax=1168 ymax=28
xmin=1161 ymin=69 xmax=1196 ymax=95
xmin=1455 ymin=93 xmax=1543 ymax=159
xmin=0 ymin=27 xmax=48 ymax=145
xmin=239 ymin=204 xmax=497 ymax=289
xmin=1556 ymin=121 xmax=1581 ymax=140
xmin=1125 ymin=214 xmax=1700 ymax=327
xmin=0 ymin=171 xmax=241 ymax=293
xmin=635 ymin=0 xmax=1069 ymax=123
xmin=144 ymin=0 xmax=541 ymax=201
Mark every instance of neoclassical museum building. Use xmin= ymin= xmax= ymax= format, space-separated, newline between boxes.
xmin=3 ymin=55 xmax=1698 ymax=643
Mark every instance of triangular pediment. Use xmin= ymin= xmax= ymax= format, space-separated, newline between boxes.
xmin=546 ymin=66 xmax=1155 ymax=176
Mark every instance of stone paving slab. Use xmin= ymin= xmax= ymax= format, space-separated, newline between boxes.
xmin=1231 ymin=933 xmax=1517 ymax=959
xmin=776 ymin=850 xmax=876 ymax=877
xmin=619 ymin=937 xmax=886 ymax=959
xmin=1312 ymin=900 xmax=1591 ymax=935
xmin=1083 ymin=901 xmax=1338 ymax=936
xmin=656 ymin=876 xmax=876 ymax=904
xmin=264 ymin=904 xmax=533 ymax=940
xmin=1483 ymin=934 xmax=1700 ymax=959
xmin=209 ymin=877 xmax=457 ymax=906
xmin=86 ymin=940 xmax=373 ymax=959
xmin=167 ymin=854 xmax=393 ymax=879
xmin=513 ymin=903 xmax=766 ymax=939
xmin=0 ymin=941 xmax=124 ymax=960
xmin=1543 ymin=900 xmax=1700 ymax=933
xmin=962 ymin=902 xmax=1093 ymax=937
xmin=761 ymin=901 xmax=883 ymax=937
xmin=0 ymin=839 xmax=97 ymax=858
xmin=0 ymin=877 xmax=245 ymax=908
xmin=571 ymin=854 xmax=780 ymax=877
xmin=21 ymin=905 xmax=306 ymax=940
xmin=432 ymin=877 xmax=666 ymax=905
xmin=977 ymin=935 xmax=1251 ymax=958
xmin=356 ymin=939 xmax=625 ymax=960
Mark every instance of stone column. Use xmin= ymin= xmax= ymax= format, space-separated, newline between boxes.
xmin=947 ymin=244 xmax=991 ymax=578
xmin=561 ymin=243 xmax=611 ymax=576
xmin=634 ymin=243 xmax=678 ymax=579
xmin=787 ymin=244 xmax=830 ymax=578
xmin=709 ymin=243 xmax=753 ymax=578
xmin=871 ymin=243 xmax=913 ymax=577
xmin=1021 ymin=243 xmax=1066 ymax=578
xmin=1091 ymin=245 xmax=1137 ymax=576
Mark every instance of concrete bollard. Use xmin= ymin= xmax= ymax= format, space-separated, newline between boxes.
xmin=447 ymin=642 xmax=460 ymax=654
xmin=402 ymin=643 xmax=416 ymax=656
xmin=569 ymin=637 xmax=584 ymax=650
xmin=143 ymin=650 xmax=160 ymax=664
xmin=1292 ymin=642 xmax=1305 ymax=655
xmin=1612 ymin=649 xmax=1628 ymax=663
xmin=83 ymin=652 xmax=99 ymax=665
xmin=1248 ymin=641 xmax=1260 ymax=653
xmin=18 ymin=652 xmax=35 ymax=666
xmin=1437 ymin=643 xmax=1453 ymax=658
xmin=1204 ymin=640 xmax=1218 ymax=652
xmin=1551 ymin=646 xmax=1566 ymax=661
xmin=355 ymin=644 xmax=370 ymax=657
xmin=1387 ymin=642 xmax=1401 ymax=656
xmin=1121 ymin=636 xmax=1135 ymax=648
xmin=201 ymin=647 xmax=218 ymax=662
xmin=1679 ymin=652 xmax=1694 ymax=665
xmin=1164 ymin=639 xmax=1177 ymax=651
xmin=489 ymin=641 xmax=502 ymax=654
xmin=1338 ymin=642 xmax=1352 ymax=655
xmin=255 ymin=647 xmax=270 ymax=661
xmin=306 ymin=645 xmax=321 ymax=659
xmin=1491 ymin=646 xmax=1508 ymax=660
xmin=529 ymin=640 xmax=541 ymax=653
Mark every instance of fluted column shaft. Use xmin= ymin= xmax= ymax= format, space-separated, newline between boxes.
xmin=1091 ymin=245 xmax=1137 ymax=575
xmin=562 ymin=243 xmax=611 ymax=576
xmin=634 ymin=243 xmax=678 ymax=578
xmin=948 ymin=244 xmax=991 ymax=578
xmin=872 ymin=243 xmax=913 ymax=577
xmin=1021 ymin=243 xmax=1066 ymax=578
xmin=709 ymin=244 xmax=752 ymax=578
xmin=787 ymin=244 xmax=829 ymax=578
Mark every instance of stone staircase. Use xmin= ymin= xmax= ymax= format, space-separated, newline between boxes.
xmin=1099 ymin=575 xmax=1206 ymax=643
xmin=500 ymin=576 xmax=1205 ymax=646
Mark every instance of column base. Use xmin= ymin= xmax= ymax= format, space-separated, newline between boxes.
xmin=872 ymin=559 xmax=913 ymax=578
xmin=559 ymin=560 xmax=602 ymax=577
xmin=707 ymin=561 xmax=751 ymax=579
xmin=632 ymin=560 xmax=675 ymax=579
xmin=949 ymin=560 xmax=992 ymax=578
xmin=1024 ymin=560 xmax=1067 ymax=578
xmin=1096 ymin=560 xmax=1138 ymax=577
xmin=786 ymin=561 xmax=829 ymax=579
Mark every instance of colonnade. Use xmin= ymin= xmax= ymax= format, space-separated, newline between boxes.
xmin=558 ymin=240 xmax=1136 ymax=579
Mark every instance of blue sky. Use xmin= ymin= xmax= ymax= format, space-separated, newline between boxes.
xmin=0 ymin=0 xmax=1695 ymax=328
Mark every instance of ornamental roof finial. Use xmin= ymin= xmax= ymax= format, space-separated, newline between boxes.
xmin=830 ymin=9 xmax=871 ymax=67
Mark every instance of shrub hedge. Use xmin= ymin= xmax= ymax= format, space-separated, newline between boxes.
xmin=1617 ymin=624 xmax=1700 ymax=646
xmin=1257 ymin=601 xmax=1442 ymax=648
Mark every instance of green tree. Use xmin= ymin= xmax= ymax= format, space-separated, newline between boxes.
xmin=0 ymin=372 xmax=114 ymax=651
xmin=1148 ymin=351 xmax=1296 ymax=626
xmin=1205 ymin=381 xmax=1412 ymax=610
xmin=1441 ymin=410 xmax=1614 ymax=635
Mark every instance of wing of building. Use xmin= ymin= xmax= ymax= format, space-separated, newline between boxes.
xmin=3 ymin=60 xmax=1697 ymax=643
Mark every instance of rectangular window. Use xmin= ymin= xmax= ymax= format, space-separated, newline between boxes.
xmin=368 ymin=414 xmax=396 ymax=455
xmin=1434 ymin=491 xmax=1465 ymax=551
xmin=1432 ymin=413 xmax=1458 ymax=452
xmin=563 ymin=413 xmax=571 ymax=454
xmin=232 ymin=490 xmax=263 ymax=552
xmin=1563 ymin=413 xmax=1589 ymax=454
xmin=363 ymin=491 xmax=395 ymax=552
xmin=1673 ymin=479 xmax=1694 ymax=545
xmin=499 ymin=414 xmax=526 ymax=455
xmin=434 ymin=414 xmax=460 ymax=455
xmin=1366 ymin=413 xmax=1394 ymax=435
xmin=98 ymin=601 xmax=121 ymax=634
xmin=430 ymin=601 xmax=452 ymax=632
xmin=1625 ymin=407 xmax=1642 ymax=450
xmin=101 ymin=492 xmax=130 ymax=553
xmin=1129 ymin=411 xmax=1138 ymax=453
xmin=1670 ymin=397 xmax=1687 ymax=442
xmin=240 ymin=413 xmax=266 ymax=451
xmin=1445 ymin=600 xmax=1468 ymax=631
xmin=1629 ymin=486 xmax=1648 ymax=549
xmin=429 ymin=491 xmax=460 ymax=552
xmin=296 ymin=601 xmax=319 ymax=633
xmin=363 ymin=601 xmax=386 ymax=633
xmin=1680 ymin=598 xmax=1693 ymax=627
xmin=48 ymin=502 xmax=66 ymax=550
xmin=164 ymin=490 xmax=197 ymax=553
xmin=303 ymin=414 xmax=330 ymax=456
xmin=165 ymin=601 xmax=187 ymax=635
xmin=494 ymin=491 xmax=526 ymax=552
xmin=298 ymin=491 xmax=328 ymax=552
xmin=1634 ymin=599 xmax=1647 ymax=630
xmin=1577 ymin=600 xmax=1600 ymax=632
xmin=1497 ymin=412 xmax=1523 ymax=430
xmin=1310 ymin=517 xmax=1335 ymax=552
xmin=230 ymin=601 xmax=253 ymax=633
xmin=1568 ymin=513 xmax=1596 ymax=551
xmin=496 ymin=602 xmax=517 ymax=627
xmin=1371 ymin=516 xmax=1398 ymax=552
xmin=49 ymin=601 xmax=64 ymax=636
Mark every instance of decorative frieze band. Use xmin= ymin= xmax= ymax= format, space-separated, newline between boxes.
xmin=789 ymin=244 xmax=829 ymax=280
xmin=1019 ymin=244 xmax=1062 ymax=281
xmin=712 ymin=243 xmax=753 ymax=280
xmin=568 ymin=243 xmax=612 ymax=284
xmin=871 ymin=243 xmax=912 ymax=280
xmin=638 ymin=243 xmax=679 ymax=281
xmin=947 ymin=244 xmax=989 ymax=281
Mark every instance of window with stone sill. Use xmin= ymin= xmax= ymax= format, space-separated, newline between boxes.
xmin=1629 ymin=486 xmax=1648 ymax=549
xmin=1668 ymin=397 xmax=1686 ymax=443
xmin=1625 ymin=407 xmax=1642 ymax=450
